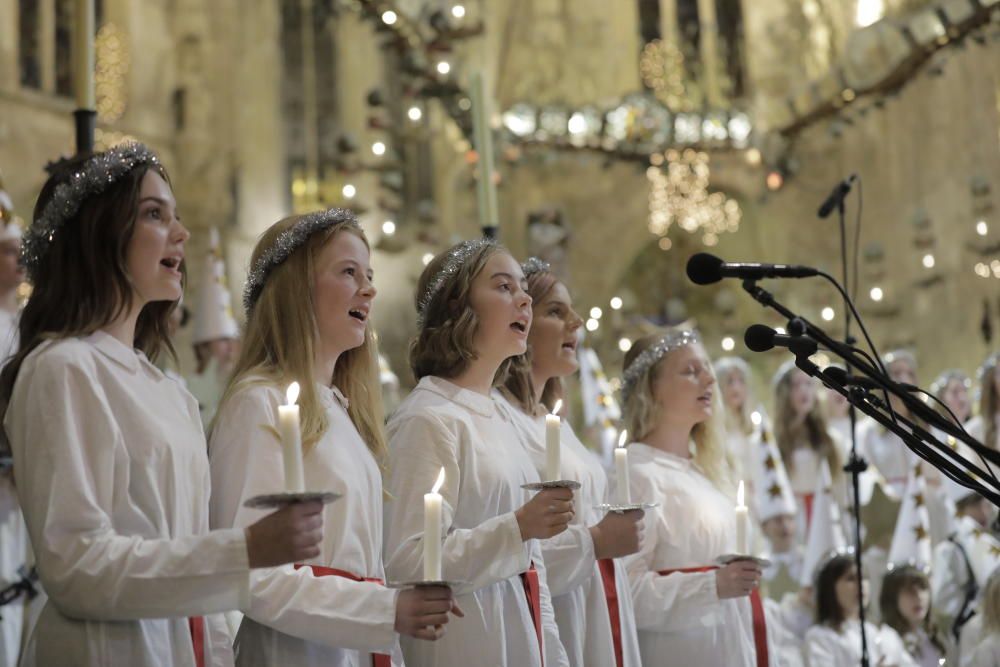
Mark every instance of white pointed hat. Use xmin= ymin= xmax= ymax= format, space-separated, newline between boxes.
xmin=755 ymin=428 xmax=797 ymax=522
xmin=887 ymin=462 xmax=933 ymax=571
xmin=800 ymin=459 xmax=848 ymax=586
xmin=193 ymin=227 xmax=239 ymax=344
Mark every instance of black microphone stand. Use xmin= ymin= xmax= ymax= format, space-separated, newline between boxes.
xmin=835 ymin=191 xmax=870 ymax=667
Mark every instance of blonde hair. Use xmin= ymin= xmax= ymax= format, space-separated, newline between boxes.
xmin=622 ymin=330 xmax=734 ymax=491
xmin=983 ymin=569 xmax=1000 ymax=636
xmin=410 ymin=240 xmax=514 ymax=382
xmin=714 ymin=356 xmax=754 ymax=436
xmin=215 ymin=213 xmax=387 ymax=466
xmin=979 ymin=354 xmax=999 ymax=450
xmin=773 ymin=362 xmax=841 ymax=479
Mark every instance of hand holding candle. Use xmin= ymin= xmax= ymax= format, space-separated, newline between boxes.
xmin=423 ymin=468 xmax=445 ymax=581
xmin=735 ymin=480 xmax=750 ymax=555
xmin=614 ymin=429 xmax=631 ymax=505
xmin=544 ymin=399 xmax=563 ymax=481
xmin=277 ymin=382 xmax=305 ymax=493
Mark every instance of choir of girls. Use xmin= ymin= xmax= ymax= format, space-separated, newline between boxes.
xmin=0 ymin=141 xmax=998 ymax=667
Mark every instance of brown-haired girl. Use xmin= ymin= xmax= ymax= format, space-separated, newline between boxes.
xmin=879 ymin=565 xmax=947 ymax=666
xmin=384 ymin=239 xmax=572 ymax=667
xmin=209 ymin=209 xmax=458 ymax=666
xmin=968 ymin=353 xmax=1000 ymax=452
xmin=497 ymin=257 xmax=642 ymax=667
xmin=0 ymin=143 xmax=322 ymax=667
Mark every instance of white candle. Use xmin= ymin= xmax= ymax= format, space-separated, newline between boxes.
xmin=615 ymin=429 xmax=631 ymax=504
xmin=735 ymin=480 xmax=750 ymax=554
xmin=423 ymin=468 xmax=445 ymax=581
xmin=545 ymin=399 xmax=563 ymax=481
xmin=277 ymin=382 xmax=305 ymax=493
xmin=74 ymin=0 xmax=95 ymax=109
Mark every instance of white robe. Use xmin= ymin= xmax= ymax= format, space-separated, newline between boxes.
xmin=622 ymin=443 xmax=778 ymax=666
xmin=384 ymin=377 xmax=568 ymax=667
xmin=968 ymin=632 xmax=1000 ymax=667
xmin=804 ymin=620 xmax=913 ymax=667
xmin=857 ymin=418 xmax=917 ymax=498
xmin=0 ymin=308 xmax=24 ymax=667
xmin=494 ymin=392 xmax=641 ymax=667
xmin=3 ymin=332 xmax=249 ymax=667
xmin=932 ymin=516 xmax=984 ymax=644
xmin=209 ymin=381 xmax=401 ymax=666
xmin=880 ymin=626 xmax=947 ymax=667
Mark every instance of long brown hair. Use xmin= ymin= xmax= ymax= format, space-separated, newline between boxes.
xmin=501 ymin=267 xmax=563 ymax=414
xmin=773 ymin=362 xmax=841 ymax=479
xmin=410 ymin=240 xmax=514 ymax=382
xmin=0 ymin=152 xmax=177 ymax=409
xmin=879 ymin=565 xmax=946 ymax=656
xmin=215 ymin=214 xmax=386 ymax=465
xmin=815 ymin=553 xmax=857 ymax=630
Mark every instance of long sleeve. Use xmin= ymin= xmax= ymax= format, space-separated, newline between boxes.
xmin=537 ymin=522 xmax=596 ymax=596
xmin=622 ymin=471 xmax=718 ymax=630
xmin=209 ymin=387 xmax=398 ymax=653
xmin=7 ymin=349 xmax=250 ymax=622
xmin=385 ymin=412 xmax=530 ymax=593
xmin=531 ymin=544 xmax=570 ymax=667
xmin=932 ymin=539 xmax=969 ymax=628
xmin=804 ymin=627 xmax=839 ymax=667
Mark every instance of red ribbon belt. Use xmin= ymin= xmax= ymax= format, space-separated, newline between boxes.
xmin=598 ymin=559 xmax=624 ymax=667
xmin=657 ymin=566 xmax=770 ymax=667
xmin=188 ymin=616 xmax=205 ymax=667
xmin=520 ymin=562 xmax=544 ymax=667
xmin=800 ymin=492 xmax=815 ymax=530
xmin=295 ymin=564 xmax=391 ymax=667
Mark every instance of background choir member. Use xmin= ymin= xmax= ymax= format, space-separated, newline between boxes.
xmin=0 ymin=143 xmax=323 ymax=667
xmin=620 ymin=329 xmax=775 ymax=666
xmin=210 ymin=209 xmax=458 ymax=666
xmin=384 ymin=239 xmax=570 ymax=667
xmin=497 ymin=256 xmax=643 ymax=667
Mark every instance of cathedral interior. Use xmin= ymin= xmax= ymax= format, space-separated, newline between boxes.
xmin=2 ymin=0 xmax=999 ymax=416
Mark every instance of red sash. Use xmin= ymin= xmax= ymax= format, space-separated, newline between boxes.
xmin=598 ymin=559 xmax=624 ymax=667
xmin=295 ymin=564 xmax=391 ymax=667
xmin=520 ymin=562 xmax=543 ymax=666
xmin=188 ymin=616 xmax=205 ymax=667
xmin=800 ymin=492 xmax=815 ymax=529
xmin=658 ymin=565 xmax=770 ymax=667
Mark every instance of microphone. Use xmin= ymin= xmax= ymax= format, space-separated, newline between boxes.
xmin=824 ymin=366 xmax=919 ymax=392
xmin=686 ymin=253 xmax=820 ymax=286
xmin=817 ymin=174 xmax=858 ymax=219
xmin=744 ymin=324 xmax=818 ymax=358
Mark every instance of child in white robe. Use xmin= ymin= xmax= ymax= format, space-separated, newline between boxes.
xmin=495 ymin=256 xmax=642 ymax=667
xmin=209 ymin=209 xmax=459 ymax=666
xmin=384 ymin=240 xmax=570 ymax=667
xmin=1 ymin=143 xmax=322 ymax=667
xmin=619 ymin=330 xmax=777 ymax=666
xmin=878 ymin=565 xmax=948 ymax=667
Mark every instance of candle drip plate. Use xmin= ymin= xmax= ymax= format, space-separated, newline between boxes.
xmin=594 ymin=502 xmax=659 ymax=513
xmin=521 ymin=480 xmax=582 ymax=491
xmin=244 ymin=491 xmax=342 ymax=509
xmin=715 ymin=554 xmax=772 ymax=568
xmin=386 ymin=579 xmax=465 ymax=590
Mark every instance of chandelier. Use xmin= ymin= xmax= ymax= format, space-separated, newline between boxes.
xmin=647 ymin=149 xmax=741 ymax=247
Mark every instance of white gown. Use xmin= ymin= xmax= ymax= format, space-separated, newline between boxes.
xmin=880 ymin=626 xmax=947 ymax=667
xmin=857 ymin=418 xmax=917 ymax=498
xmin=209 ymin=381 xmax=401 ymax=666
xmin=495 ymin=392 xmax=642 ymax=667
xmin=967 ymin=415 xmax=1000 ymax=452
xmin=384 ymin=377 xmax=568 ymax=667
xmin=968 ymin=633 xmax=1000 ymax=667
xmin=0 ymin=308 xmax=24 ymax=667
xmin=932 ymin=515 xmax=983 ymax=642
xmin=622 ymin=443 xmax=778 ymax=667
xmin=804 ymin=620 xmax=914 ymax=666
xmin=3 ymin=332 xmax=250 ymax=667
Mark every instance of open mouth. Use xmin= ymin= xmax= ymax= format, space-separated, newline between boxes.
xmin=510 ymin=321 xmax=527 ymax=333
xmin=348 ymin=308 xmax=368 ymax=322
xmin=561 ymin=339 xmax=577 ymax=352
xmin=160 ymin=257 xmax=182 ymax=271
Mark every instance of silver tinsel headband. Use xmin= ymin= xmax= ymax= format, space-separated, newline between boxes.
xmin=23 ymin=141 xmax=161 ymax=281
xmin=417 ymin=238 xmax=499 ymax=326
xmin=522 ymin=256 xmax=551 ymax=278
xmin=621 ymin=329 xmax=700 ymax=401
xmin=243 ymin=208 xmax=360 ymax=312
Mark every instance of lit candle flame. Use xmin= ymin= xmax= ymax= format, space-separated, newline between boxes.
xmin=431 ymin=467 xmax=445 ymax=494
xmin=286 ymin=382 xmax=300 ymax=406
xmin=551 ymin=399 xmax=563 ymax=415
xmin=618 ymin=429 xmax=628 ymax=448
xmin=737 ymin=480 xmax=745 ymax=508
